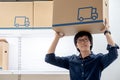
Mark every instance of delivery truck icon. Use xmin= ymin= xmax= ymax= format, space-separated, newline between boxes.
xmin=14 ymin=16 xmax=30 ymax=27
xmin=77 ymin=6 xmax=98 ymax=21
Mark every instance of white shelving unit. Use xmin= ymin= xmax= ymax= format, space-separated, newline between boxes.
xmin=0 ymin=28 xmax=70 ymax=80
xmin=0 ymin=28 xmax=71 ymax=76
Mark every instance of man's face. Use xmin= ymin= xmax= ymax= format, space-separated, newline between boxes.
xmin=76 ymin=36 xmax=91 ymax=52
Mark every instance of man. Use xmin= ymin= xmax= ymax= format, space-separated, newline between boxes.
xmin=45 ymin=23 xmax=119 ymax=80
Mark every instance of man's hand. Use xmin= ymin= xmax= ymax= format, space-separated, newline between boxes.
xmin=101 ymin=19 xmax=115 ymax=46
xmin=55 ymin=32 xmax=65 ymax=38
xmin=101 ymin=18 xmax=110 ymax=32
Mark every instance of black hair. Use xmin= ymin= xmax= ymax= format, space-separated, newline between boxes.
xmin=74 ymin=31 xmax=93 ymax=52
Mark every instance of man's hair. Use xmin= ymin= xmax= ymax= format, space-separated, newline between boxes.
xmin=74 ymin=31 xmax=93 ymax=52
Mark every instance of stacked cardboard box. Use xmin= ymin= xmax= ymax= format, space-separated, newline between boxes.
xmin=0 ymin=1 xmax=53 ymax=28
xmin=0 ymin=2 xmax=33 ymax=28
xmin=34 ymin=1 xmax=53 ymax=27
xmin=0 ymin=39 xmax=9 ymax=70
xmin=52 ymin=0 xmax=109 ymax=35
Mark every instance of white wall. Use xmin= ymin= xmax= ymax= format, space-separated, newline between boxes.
xmin=100 ymin=0 xmax=120 ymax=80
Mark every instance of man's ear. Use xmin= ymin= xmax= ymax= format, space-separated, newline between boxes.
xmin=90 ymin=43 xmax=92 ymax=46
xmin=90 ymin=42 xmax=92 ymax=50
xmin=76 ymin=44 xmax=79 ymax=48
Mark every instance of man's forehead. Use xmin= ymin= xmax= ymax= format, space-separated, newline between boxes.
xmin=78 ymin=36 xmax=89 ymax=39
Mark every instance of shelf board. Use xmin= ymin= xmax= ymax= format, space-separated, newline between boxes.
xmin=0 ymin=27 xmax=52 ymax=30
xmin=19 ymin=71 xmax=69 ymax=75
xmin=0 ymin=28 xmax=54 ymax=37
xmin=0 ymin=70 xmax=69 ymax=75
xmin=0 ymin=70 xmax=18 ymax=74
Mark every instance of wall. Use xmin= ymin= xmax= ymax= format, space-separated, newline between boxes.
xmin=100 ymin=0 xmax=120 ymax=80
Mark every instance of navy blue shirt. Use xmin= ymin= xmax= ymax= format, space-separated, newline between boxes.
xmin=45 ymin=44 xmax=119 ymax=80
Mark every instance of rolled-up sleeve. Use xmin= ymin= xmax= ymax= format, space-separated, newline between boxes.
xmin=45 ymin=53 xmax=69 ymax=69
xmin=100 ymin=44 xmax=119 ymax=69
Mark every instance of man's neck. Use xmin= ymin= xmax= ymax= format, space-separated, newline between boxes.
xmin=80 ymin=50 xmax=91 ymax=59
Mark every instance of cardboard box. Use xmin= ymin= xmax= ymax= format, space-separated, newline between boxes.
xmin=0 ymin=2 xmax=33 ymax=28
xmin=34 ymin=1 xmax=53 ymax=27
xmin=0 ymin=0 xmax=16 ymax=1
xmin=0 ymin=39 xmax=9 ymax=70
xmin=52 ymin=0 xmax=109 ymax=35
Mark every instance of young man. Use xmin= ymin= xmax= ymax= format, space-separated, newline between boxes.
xmin=45 ymin=24 xmax=119 ymax=80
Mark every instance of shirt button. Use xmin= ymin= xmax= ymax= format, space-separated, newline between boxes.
xmin=82 ymin=72 xmax=84 ymax=77
xmin=81 ymin=64 xmax=83 ymax=66
xmin=82 ymin=72 xmax=84 ymax=75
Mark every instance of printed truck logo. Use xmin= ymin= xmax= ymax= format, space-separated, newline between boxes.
xmin=77 ymin=6 xmax=98 ymax=21
xmin=14 ymin=16 xmax=30 ymax=27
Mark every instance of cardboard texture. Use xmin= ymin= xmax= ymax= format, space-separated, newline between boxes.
xmin=0 ymin=39 xmax=9 ymax=70
xmin=52 ymin=0 xmax=109 ymax=35
xmin=0 ymin=2 xmax=33 ymax=28
xmin=34 ymin=1 xmax=53 ymax=27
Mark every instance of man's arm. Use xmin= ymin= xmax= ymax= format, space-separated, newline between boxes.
xmin=103 ymin=19 xmax=115 ymax=46
xmin=104 ymin=28 xmax=115 ymax=46
xmin=100 ymin=19 xmax=119 ymax=69
xmin=45 ymin=32 xmax=69 ymax=69
xmin=47 ymin=32 xmax=64 ymax=54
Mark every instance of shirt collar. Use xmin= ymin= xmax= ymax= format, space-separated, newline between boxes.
xmin=78 ymin=51 xmax=94 ymax=59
